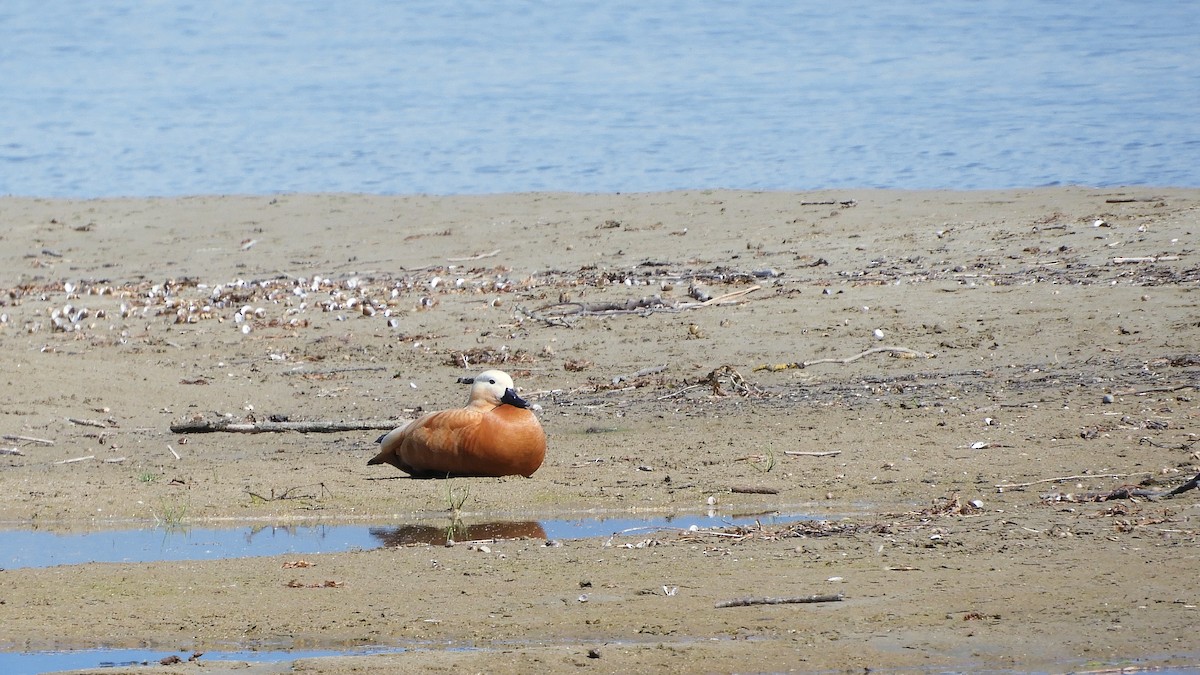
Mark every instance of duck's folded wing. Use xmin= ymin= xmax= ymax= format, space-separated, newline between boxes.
xmin=401 ymin=408 xmax=485 ymax=473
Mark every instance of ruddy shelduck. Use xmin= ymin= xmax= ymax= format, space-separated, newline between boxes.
xmin=368 ymin=369 xmax=546 ymax=478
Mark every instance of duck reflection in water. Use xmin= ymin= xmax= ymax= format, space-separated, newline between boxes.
xmin=369 ymin=520 xmax=547 ymax=547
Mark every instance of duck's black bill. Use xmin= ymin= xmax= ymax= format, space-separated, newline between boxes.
xmin=501 ymin=388 xmax=529 ymax=408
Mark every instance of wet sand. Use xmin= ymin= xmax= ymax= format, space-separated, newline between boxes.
xmin=0 ymin=188 xmax=1197 ymax=673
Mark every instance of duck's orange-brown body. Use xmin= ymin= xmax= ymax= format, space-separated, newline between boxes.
xmin=368 ymin=370 xmax=546 ymax=478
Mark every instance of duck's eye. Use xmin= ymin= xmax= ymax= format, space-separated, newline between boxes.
xmin=488 ymin=379 xmax=496 ymax=384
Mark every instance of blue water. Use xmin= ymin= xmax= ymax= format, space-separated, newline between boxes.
xmin=0 ymin=646 xmax=403 ymax=675
xmin=0 ymin=511 xmax=803 ymax=569
xmin=1 ymin=1 xmax=1196 ymax=198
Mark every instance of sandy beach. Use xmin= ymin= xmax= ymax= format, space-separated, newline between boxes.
xmin=0 ymin=188 xmax=1197 ymax=673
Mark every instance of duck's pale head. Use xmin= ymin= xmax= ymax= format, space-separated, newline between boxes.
xmin=459 ymin=369 xmax=528 ymax=409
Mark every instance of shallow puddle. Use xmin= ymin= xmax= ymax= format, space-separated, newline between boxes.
xmin=0 ymin=510 xmax=810 ymax=570
xmin=0 ymin=645 xmax=403 ymax=675
xmin=4 ymin=646 xmax=1198 ymax=675
xmin=0 ymin=510 xmax=809 ymax=673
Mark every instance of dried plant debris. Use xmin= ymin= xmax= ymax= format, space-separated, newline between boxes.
xmin=917 ymin=493 xmax=986 ymax=517
xmin=0 ymin=263 xmax=770 ymax=339
xmin=445 ymin=346 xmax=535 ymax=368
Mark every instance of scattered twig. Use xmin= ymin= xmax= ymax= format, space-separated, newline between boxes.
xmin=171 ymin=419 xmax=407 ymax=434
xmin=526 ymin=286 xmax=760 ymax=324
xmin=537 ymin=296 xmax=673 ymax=317
xmin=611 ymin=364 xmax=668 ymax=385
xmin=799 ymin=199 xmax=857 ymax=207
xmin=1111 ymin=256 xmax=1181 ymax=264
xmin=715 ymin=594 xmax=843 ymax=608
xmin=1165 ymin=472 xmax=1200 ymax=497
xmin=784 ymin=450 xmax=842 ymax=457
xmin=2 ymin=434 xmax=55 ymax=446
xmin=995 ymin=472 xmax=1150 ymax=491
xmin=603 ymin=525 xmax=743 ymax=548
xmin=753 ymin=346 xmax=933 ymax=372
xmin=1114 ymin=383 xmax=1197 ymax=396
xmin=55 ymin=455 xmax=95 ymax=464
xmin=1 ymin=447 xmax=26 ymax=456
xmin=283 ymin=366 xmax=389 ymax=377
xmin=247 ymin=483 xmax=330 ymax=502
xmin=1042 ymin=486 xmax=1164 ymax=503
xmin=67 ymin=417 xmax=110 ymax=428
xmin=730 ymin=486 xmax=780 ymax=495
xmin=702 ymin=365 xmax=763 ymax=397
xmin=167 ymin=445 xmax=181 ymax=460
xmin=447 ymin=249 xmax=501 ymax=262
xmin=1043 ymin=472 xmax=1200 ymax=502
xmin=693 ymin=285 xmax=760 ymax=307
xmin=657 ymin=384 xmax=704 ymax=400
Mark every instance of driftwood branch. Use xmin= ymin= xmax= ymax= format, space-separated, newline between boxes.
xmin=525 ymin=286 xmax=760 ymax=324
xmin=1019 ymin=471 xmax=1200 ymax=502
xmin=282 ymin=366 xmax=389 ymax=377
xmin=2 ymin=434 xmax=55 ymax=446
xmin=995 ymin=472 xmax=1151 ymax=491
xmin=753 ymin=346 xmax=933 ymax=372
xmin=447 ymin=249 xmax=501 ymax=262
xmin=171 ymin=419 xmax=407 ymax=434
xmin=715 ymin=594 xmax=843 ymax=608
xmin=1042 ymin=485 xmax=1165 ymax=503
xmin=730 ymin=486 xmax=780 ymax=495
xmin=68 ymin=417 xmax=111 ymax=428
xmin=799 ymin=199 xmax=857 ymax=207
xmin=1113 ymin=383 xmax=1197 ymax=396
xmin=1165 ymin=471 xmax=1200 ymax=497
xmin=611 ymin=364 xmax=668 ymax=385
xmin=785 ymin=450 xmax=842 ymax=457
xmin=1111 ymin=256 xmax=1180 ymax=264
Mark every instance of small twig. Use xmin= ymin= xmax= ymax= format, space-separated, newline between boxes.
xmin=2 ymin=434 xmax=55 ymax=446
xmin=283 ymin=366 xmax=389 ymax=377
xmin=784 ymin=451 xmax=842 ymax=457
xmin=67 ymin=417 xmax=110 ymax=428
xmin=715 ymin=594 xmax=843 ymax=608
xmin=603 ymin=525 xmax=744 ymax=548
xmin=692 ymin=285 xmax=760 ymax=307
xmin=995 ymin=472 xmax=1150 ymax=491
xmin=171 ymin=419 xmax=407 ymax=434
xmin=55 ymin=455 xmax=95 ymax=464
xmin=799 ymin=199 xmax=856 ymax=207
xmin=1114 ymin=383 xmax=1197 ymax=396
xmin=1 ymin=447 xmax=26 ymax=456
xmin=611 ymin=364 xmax=668 ymax=385
xmin=730 ymin=486 xmax=780 ymax=495
xmin=1111 ymin=256 xmax=1180 ymax=264
xmin=447 ymin=249 xmax=501 ymax=262
xmin=754 ymin=346 xmax=933 ymax=372
xmin=167 ymin=445 xmax=181 ymax=460
xmin=527 ymin=286 xmax=760 ymax=324
xmin=657 ymin=384 xmax=704 ymax=400
xmin=247 ymin=483 xmax=328 ymax=502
